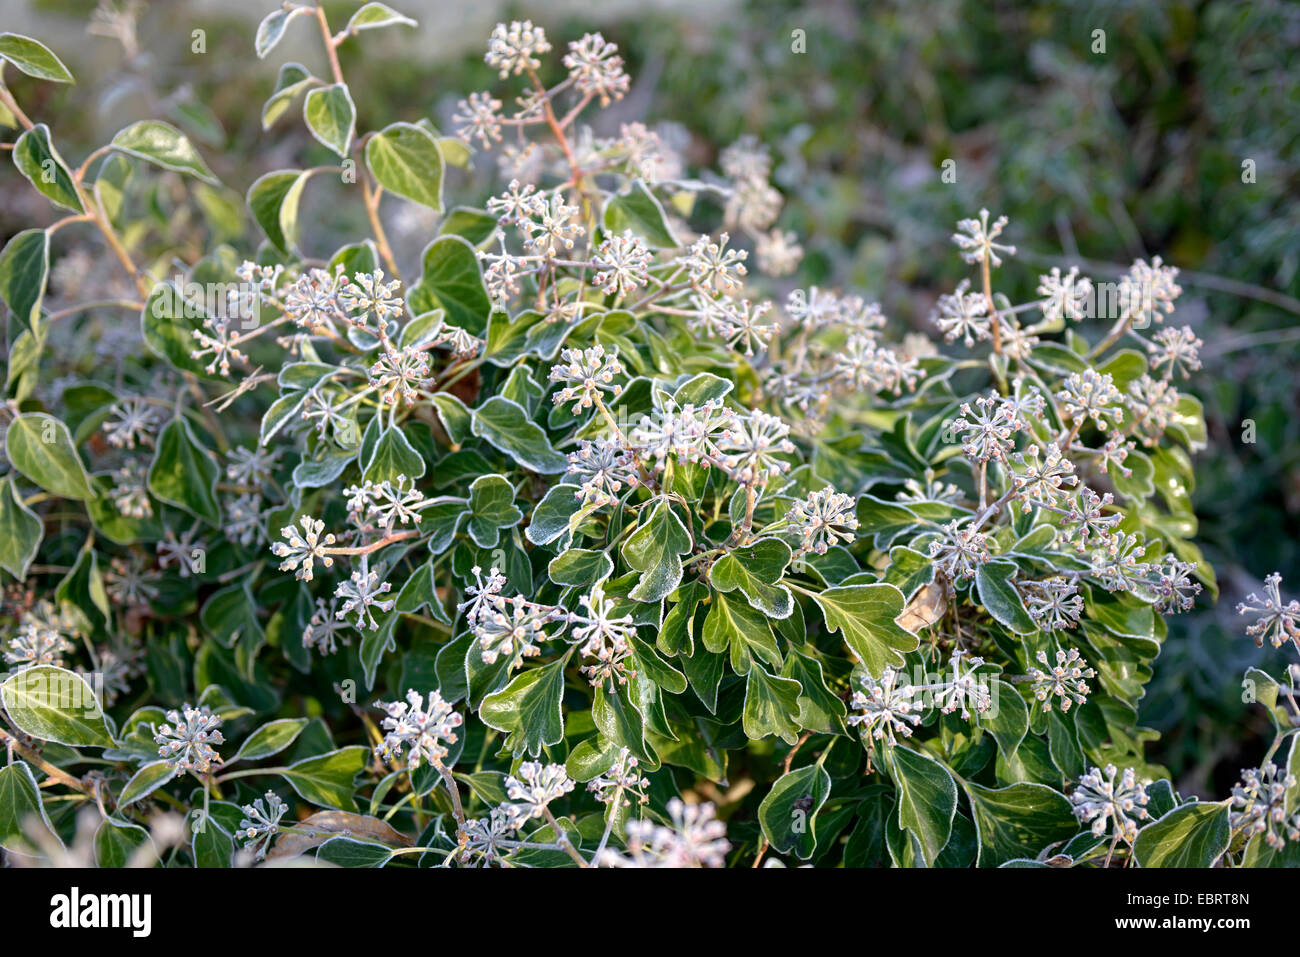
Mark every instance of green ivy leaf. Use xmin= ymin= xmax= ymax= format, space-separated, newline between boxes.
xmin=621 ymin=499 xmax=692 ymax=602
xmin=119 ymin=761 xmax=178 ymax=806
xmin=602 ymin=180 xmax=678 ymax=248
xmin=810 ymin=583 xmax=918 ymax=678
xmin=362 ymin=424 xmax=427 ymax=483
xmin=346 ymin=2 xmax=418 ymax=34
xmin=703 ymin=589 xmax=782 ymax=674
xmin=471 ymin=395 xmax=567 ymax=474
xmin=0 ymin=228 xmax=49 ymax=335
xmin=1132 ymin=801 xmax=1231 ymax=868
xmin=548 ymin=547 xmax=613 ymax=587
xmin=303 ymin=83 xmax=356 ymax=158
xmin=888 ymin=745 xmax=957 ymax=866
xmin=316 ymin=835 xmax=394 ymax=867
xmin=709 ymin=538 xmax=793 ymax=618
xmin=479 ymin=657 xmax=568 ymax=757
xmin=148 ymin=416 xmax=221 ymax=524
xmin=1 ymin=666 xmax=116 ymax=748
xmin=759 ymin=760 xmax=832 ymax=859
xmin=0 ymin=761 xmax=60 ymax=853
xmin=277 ymin=746 xmax=369 ymax=812
xmin=12 ymin=124 xmax=84 ymax=212
xmin=464 ymin=474 xmax=523 ymax=548
xmin=246 ymin=168 xmax=313 ymax=254
xmin=0 ymin=33 xmax=74 ymax=82
xmin=229 ymin=721 xmax=308 ymax=767
xmin=408 ymin=236 xmax=491 ymax=334
xmin=111 ymin=120 xmax=219 ymax=184
xmin=4 ymin=412 xmax=93 ymax=501
xmin=94 ymin=818 xmax=154 ymax=867
xmin=963 ymin=781 xmax=1078 ymax=867
xmin=742 ymin=663 xmax=802 ymax=744
xmin=976 ymin=560 xmax=1037 ymax=634
xmin=0 ymin=475 xmax=42 ymax=578
xmin=191 ymin=812 xmax=234 ymax=868
xmin=261 ymin=62 xmax=317 ymax=129
xmin=254 ymin=6 xmax=309 ymax=58
xmin=365 ymin=121 xmax=444 ymax=210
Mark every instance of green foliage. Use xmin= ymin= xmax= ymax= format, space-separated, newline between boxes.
xmin=0 ymin=6 xmax=1295 ymax=872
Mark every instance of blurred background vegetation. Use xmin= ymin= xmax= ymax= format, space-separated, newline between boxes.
xmin=5 ymin=0 xmax=1299 ymax=798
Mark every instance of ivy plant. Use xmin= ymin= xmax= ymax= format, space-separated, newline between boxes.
xmin=0 ymin=7 xmax=1296 ymax=869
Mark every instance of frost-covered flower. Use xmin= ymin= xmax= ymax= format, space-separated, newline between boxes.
xmin=454 ymin=91 xmax=504 ymax=148
xmin=1070 ymin=765 xmax=1150 ymax=843
xmin=1117 ymin=256 xmax=1181 ymax=328
xmin=334 ymin=564 xmax=395 ymax=631
xmin=270 ymin=516 xmax=335 ymax=582
xmin=678 ymin=232 xmax=748 ymax=296
xmin=592 ymin=231 xmax=650 ymax=298
xmin=105 ymin=555 xmax=160 ymax=606
xmin=549 ymin=344 xmax=624 ymax=412
xmin=1010 ymin=443 xmax=1077 ymax=511
xmin=1061 ymin=487 xmax=1121 ymax=551
xmin=563 ymin=33 xmax=629 ymax=106
xmin=572 ymin=588 xmax=636 ymax=689
xmin=1056 ymin=370 xmax=1124 ymax=431
xmin=226 ymin=445 xmax=279 ymax=487
xmin=344 ymin=475 xmax=430 ymax=533
xmin=338 ymin=269 xmax=402 ymax=326
xmin=485 ymin=20 xmax=551 ymax=77
xmin=102 ymin=398 xmax=161 ymax=449
xmin=190 ymin=315 xmax=248 ymax=377
xmin=934 ymin=650 xmax=992 ymax=719
xmin=375 ymin=689 xmax=463 ymax=770
xmin=1127 ymin=374 xmax=1180 ymax=447
xmin=302 ymin=598 xmax=350 ymax=655
xmin=457 ymin=807 xmax=518 ymax=866
xmin=928 ymin=520 xmax=991 ymax=582
xmin=755 ymin=228 xmax=803 ymax=277
xmin=848 ymin=668 xmax=920 ymax=746
xmin=520 ymin=193 xmax=584 ymax=256
xmin=599 ymin=799 xmax=730 ymax=868
xmin=719 ymin=135 xmax=772 ymax=183
xmin=283 ymin=267 xmax=341 ymax=332
xmin=155 ymin=703 xmax=224 ymax=774
xmin=109 ymin=463 xmax=153 ymax=519
xmin=1037 ymin=266 xmax=1092 ymax=322
xmin=932 ymin=278 xmax=991 ymax=347
xmin=717 ymin=410 xmax=795 ymax=486
xmin=368 ymin=346 xmax=431 ymax=406
xmin=690 ymin=297 xmax=777 ymax=356
xmin=1089 ymin=532 xmax=1151 ymax=593
xmin=952 ymin=209 xmax=1016 ymax=267
xmin=785 ymin=486 xmax=858 ymax=556
xmin=725 ymin=176 xmax=782 ymax=232
xmin=4 ymin=622 xmax=74 ymax=670
xmin=1148 ymin=557 xmax=1202 ymax=614
xmin=588 ymin=747 xmax=650 ymax=809
xmin=950 ymin=392 xmax=1019 ymax=462
xmin=630 ymin=399 xmax=729 ymax=468
xmin=473 ymin=597 xmax=558 ymax=669
xmin=1026 ymin=647 xmax=1096 ymax=712
xmin=224 ymin=493 xmax=264 ymax=547
xmin=237 ymin=791 xmax=287 ymax=860
xmin=505 ymin=762 xmax=575 ymax=820
xmin=1147 ymin=325 xmax=1203 ymax=379
xmin=1019 ymin=578 xmax=1084 ymax=632
xmin=1230 ymin=763 xmax=1298 ymax=851
xmin=1237 ymin=572 xmax=1300 ymax=652
xmin=566 ymin=437 xmax=638 ymax=507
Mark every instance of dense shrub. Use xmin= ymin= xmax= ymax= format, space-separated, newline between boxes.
xmin=0 ymin=5 xmax=1296 ymax=868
